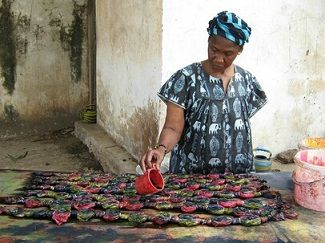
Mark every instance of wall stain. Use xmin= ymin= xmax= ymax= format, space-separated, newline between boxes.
xmin=288 ymin=79 xmax=325 ymax=97
xmin=48 ymin=15 xmax=62 ymax=28
xmin=51 ymin=1 xmax=86 ymax=83
xmin=0 ymin=0 xmax=31 ymax=95
xmin=0 ymin=0 xmax=16 ymax=95
xmin=121 ymin=101 xmax=159 ymax=159
xmin=3 ymin=104 xmax=19 ymax=123
xmin=33 ymin=24 xmax=46 ymax=40
xmin=15 ymin=12 xmax=31 ymax=57
xmin=308 ymin=79 xmax=325 ymax=93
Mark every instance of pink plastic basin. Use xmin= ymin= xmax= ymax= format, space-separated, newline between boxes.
xmin=293 ymin=149 xmax=325 ymax=211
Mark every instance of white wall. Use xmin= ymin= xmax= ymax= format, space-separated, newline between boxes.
xmin=163 ymin=0 xmax=325 ymax=154
xmin=96 ymin=0 xmax=162 ymax=158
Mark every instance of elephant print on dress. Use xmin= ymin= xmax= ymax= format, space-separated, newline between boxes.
xmin=209 ymin=136 xmax=220 ymax=157
xmin=193 ymin=121 xmax=201 ymax=131
xmin=190 ymin=74 xmax=196 ymax=87
xmin=234 ymin=153 xmax=248 ymax=173
xmin=188 ymin=152 xmax=199 ymax=169
xmin=223 ymin=120 xmax=231 ymax=135
xmin=208 ymin=157 xmax=222 ymax=167
xmin=212 ymin=85 xmax=225 ymax=100
xmin=185 ymin=128 xmax=192 ymax=142
xmin=158 ymin=62 xmax=267 ymax=174
xmin=209 ymin=123 xmax=221 ymax=134
xmin=235 ymin=132 xmax=244 ymax=152
xmin=234 ymin=73 xmax=244 ymax=82
xmin=170 ymin=95 xmax=180 ymax=103
xmin=200 ymin=137 xmax=205 ymax=149
xmin=184 ymin=65 xmax=194 ymax=76
xmin=164 ymin=81 xmax=173 ymax=94
xmin=192 ymin=98 xmax=200 ymax=112
xmin=210 ymin=76 xmax=219 ymax=83
xmin=211 ymin=104 xmax=219 ymax=122
xmin=191 ymin=134 xmax=199 ymax=152
xmin=222 ymin=99 xmax=230 ymax=114
xmin=179 ymin=152 xmax=187 ymax=173
xmin=200 ymin=78 xmax=210 ymax=98
xmin=245 ymin=71 xmax=251 ymax=80
xmin=224 ymin=134 xmax=231 ymax=149
xmin=233 ymin=98 xmax=242 ymax=118
xmin=174 ymin=75 xmax=185 ymax=94
xmin=200 ymin=85 xmax=208 ymax=97
xmin=238 ymin=83 xmax=246 ymax=96
xmin=235 ymin=119 xmax=245 ymax=130
xmin=228 ymin=85 xmax=236 ymax=98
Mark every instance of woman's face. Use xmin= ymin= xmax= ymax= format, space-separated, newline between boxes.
xmin=207 ymin=35 xmax=243 ymax=72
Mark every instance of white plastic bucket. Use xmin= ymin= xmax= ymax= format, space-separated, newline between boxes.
xmin=292 ymin=149 xmax=325 ymax=211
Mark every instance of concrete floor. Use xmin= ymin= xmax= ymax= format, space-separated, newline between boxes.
xmin=0 ymin=127 xmax=103 ymax=173
xmin=74 ymin=121 xmax=138 ymax=174
xmin=0 ymin=125 xmax=296 ymax=174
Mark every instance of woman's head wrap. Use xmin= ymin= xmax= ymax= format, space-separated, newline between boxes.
xmin=207 ymin=11 xmax=251 ymax=46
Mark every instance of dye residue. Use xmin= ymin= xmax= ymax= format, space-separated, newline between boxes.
xmin=0 ymin=0 xmax=16 ymax=95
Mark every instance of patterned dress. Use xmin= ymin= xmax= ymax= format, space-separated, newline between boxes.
xmin=158 ymin=62 xmax=267 ymax=174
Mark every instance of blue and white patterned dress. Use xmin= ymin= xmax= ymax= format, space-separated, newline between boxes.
xmin=158 ymin=62 xmax=267 ymax=174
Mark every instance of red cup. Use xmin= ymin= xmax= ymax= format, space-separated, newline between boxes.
xmin=135 ymin=169 xmax=164 ymax=195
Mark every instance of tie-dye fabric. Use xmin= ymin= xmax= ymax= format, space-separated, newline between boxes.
xmin=207 ymin=11 xmax=251 ymax=46
xmin=158 ymin=63 xmax=267 ymax=174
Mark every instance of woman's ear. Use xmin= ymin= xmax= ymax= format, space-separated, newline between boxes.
xmin=238 ymin=46 xmax=244 ymax=55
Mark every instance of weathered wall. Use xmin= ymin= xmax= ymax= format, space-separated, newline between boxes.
xmin=163 ymin=0 xmax=325 ymax=154
xmin=96 ymin=0 xmax=162 ymax=158
xmin=0 ymin=0 xmax=89 ymax=137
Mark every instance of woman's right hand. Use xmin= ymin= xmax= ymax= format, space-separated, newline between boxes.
xmin=139 ymin=146 xmax=166 ymax=173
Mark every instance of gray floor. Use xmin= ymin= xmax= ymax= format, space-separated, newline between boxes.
xmin=0 ymin=128 xmax=103 ymax=173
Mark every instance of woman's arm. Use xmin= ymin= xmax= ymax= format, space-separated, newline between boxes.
xmin=140 ymin=101 xmax=185 ymax=172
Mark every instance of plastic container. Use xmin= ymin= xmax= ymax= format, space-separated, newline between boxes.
xmin=253 ymin=147 xmax=272 ymax=172
xmin=298 ymin=138 xmax=325 ymax=150
xmin=292 ymin=149 xmax=325 ymax=211
xmin=135 ymin=169 xmax=165 ymax=195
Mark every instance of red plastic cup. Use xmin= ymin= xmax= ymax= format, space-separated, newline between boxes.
xmin=135 ymin=169 xmax=164 ymax=195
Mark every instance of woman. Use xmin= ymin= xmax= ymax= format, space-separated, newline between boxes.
xmin=140 ymin=11 xmax=267 ymax=174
